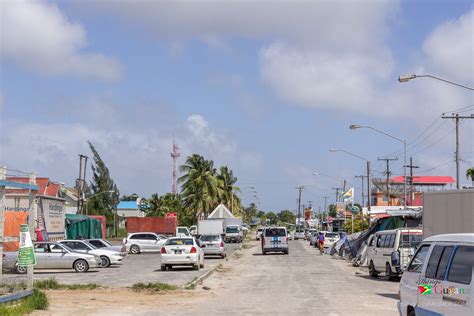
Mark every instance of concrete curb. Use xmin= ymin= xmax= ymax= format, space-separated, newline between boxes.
xmin=183 ymin=240 xmax=248 ymax=290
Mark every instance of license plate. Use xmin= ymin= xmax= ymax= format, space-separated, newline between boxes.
xmin=273 ymin=236 xmax=279 ymax=242
xmin=175 ymin=250 xmax=182 ymax=254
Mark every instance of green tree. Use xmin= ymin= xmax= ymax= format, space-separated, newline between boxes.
xmin=242 ymin=203 xmax=259 ymax=224
xmin=343 ymin=214 xmax=369 ymax=233
xmin=266 ymin=211 xmax=278 ymax=225
xmin=466 ymin=167 xmax=474 ymax=186
xmin=179 ymin=154 xmax=219 ymax=220
xmin=216 ymin=166 xmax=241 ymax=213
xmin=328 ymin=204 xmax=337 ymax=218
xmin=139 ymin=193 xmax=164 ymax=217
xmin=278 ymin=210 xmax=296 ymax=224
xmin=85 ymin=141 xmax=120 ymax=225
xmin=121 ymin=193 xmax=138 ymax=201
xmin=139 ymin=193 xmax=194 ymax=227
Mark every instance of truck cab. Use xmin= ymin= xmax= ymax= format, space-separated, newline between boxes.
xmin=176 ymin=226 xmax=191 ymax=237
xmin=224 ymin=225 xmax=243 ymax=243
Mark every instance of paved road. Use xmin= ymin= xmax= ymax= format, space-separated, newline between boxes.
xmin=159 ymin=239 xmax=400 ymax=315
xmin=3 ymin=243 xmax=241 ymax=287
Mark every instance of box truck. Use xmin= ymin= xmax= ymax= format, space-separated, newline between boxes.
xmin=423 ymin=189 xmax=474 ymax=239
xmin=197 ymin=219 xmax=225 ymax=236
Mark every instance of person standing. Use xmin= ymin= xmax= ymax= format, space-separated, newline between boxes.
xmin=318 ymin=232 xmax=325 ymax=255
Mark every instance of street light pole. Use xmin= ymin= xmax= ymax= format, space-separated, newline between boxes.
xmin=350 ymin=125 xmax=407 ymax=209
xmin=398 ymin=74 xmax=474 ymax=91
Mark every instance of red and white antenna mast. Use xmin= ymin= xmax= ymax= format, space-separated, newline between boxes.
xmin=171 ymin=138 xmax=181 ymax=195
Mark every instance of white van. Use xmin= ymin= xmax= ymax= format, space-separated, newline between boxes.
xmin=367 ymin=228 xmax=423 ymax=280
xmin=398 ymin=234 xmax=473 ymax=316
xmin=261 ymin=227 xmax=289 ymax=255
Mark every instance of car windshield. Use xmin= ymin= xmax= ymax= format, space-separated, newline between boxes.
xmin=101 ymin=239 xmax=112 ymax=246
xmin=166 ymin=239 xmax=194 ymax=246
xmin=265 ymin=228 xmax=286 ymax=237
xmin=83 ymin=241 xmax=98 ymax=249
xmin=200 ymin=235 xmax=220 ymax=242
xmin=325 ymin=233 xmax=338 ymax=238
xmin=226 ymin=226 xmax=239 ymax=233
xmin=400 ymin=233 xmax=423 ymax=248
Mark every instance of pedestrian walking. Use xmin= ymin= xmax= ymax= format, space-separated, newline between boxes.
xmin=318 ymin=232 xmax=325 ymax=255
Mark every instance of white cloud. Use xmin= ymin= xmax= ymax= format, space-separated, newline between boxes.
xmin=0 ymin=101 xmax=259 ymax=196
xmin=422 ymin=9 xmax=474 ymax=84
xmin=1 ymin=0 xmax=122 ymax=80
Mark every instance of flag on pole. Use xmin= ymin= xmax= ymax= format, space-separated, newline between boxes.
xmin=342 ymin=187 xmax=354 ymax=202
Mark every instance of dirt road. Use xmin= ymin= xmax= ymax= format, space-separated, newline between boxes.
xmin=34 ymin=240 xmax=399 ymax=315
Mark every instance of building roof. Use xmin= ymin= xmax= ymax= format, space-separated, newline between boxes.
xmin=389 ymin=176 xmax=455 ymax=185
xmin=208 ymin=204 xmax=234 ymax=219
xmin=5 ymin=177 xmax=61 ymax=197
xmin=117 ymin=201 xmax=139 ymax=210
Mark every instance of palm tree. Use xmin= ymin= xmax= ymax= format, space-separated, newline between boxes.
xmin=466 ymin=167 xmax=474 ymax=187
xmin=178 ymin=154 xmax=219 ymax=219
xmin=216 ymin=166 xmax=241 ymax=212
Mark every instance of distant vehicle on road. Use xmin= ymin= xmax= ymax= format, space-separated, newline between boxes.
xmin=261 ymin=227 xmax=289 ymax=255
xmin=86 ymin=239 xmax=127 ymax=257
xmin=60 ymin=240 xmax=123 ymax=268
xmin=398 ymin=233 xmax=473 ymax=316
xmin=287 ymin=231 xmax=293 ymax=240
xmin=322 ymin=232 xmax=340 ymax=249
xmin=294 ymin=230 xmax=305 ymax=240
xmin=199 ymin=235 xmax=227 ymax=258
xmin=309 ymin=232 xmax=319 ymax=246
xmin=256 ymin=228 xmax=264 ymax=240
xmin=305 ymin=229 xmax=317 ymax=241
xmin=160 ymin=237 xmax=204 ymax=271
xmin=367 ymin=228 xmax=422 ymax=280
xmin=125 ymin=232 xmax=167 ymax=254
xmin=224 ymin=225 xmax=243 ymax=243
xmin=3 ymin=242 xmax=101 ymax=273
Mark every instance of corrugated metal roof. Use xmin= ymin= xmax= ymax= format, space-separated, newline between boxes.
xmin=390 ymin=176 xmax=455 ymax=184
xmin=117 ymin=201 xmax=139 ymax=210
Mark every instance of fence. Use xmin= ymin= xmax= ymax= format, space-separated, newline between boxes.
xmin=0 ymin=166 xmax=37 ymax=295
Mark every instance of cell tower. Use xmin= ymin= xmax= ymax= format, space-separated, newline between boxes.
xmin=171 ymin=138 xmax=180 ymax=194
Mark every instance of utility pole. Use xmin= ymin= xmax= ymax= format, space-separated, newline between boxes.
xmin=355 ymin=175 xmax=367 ymax=207
xmin=441 ymin=113 xmax=473 ymax=189
xmin=77 ymin=154 xmax=88 ymax=214
xmin=342 ymin=180 xmax=347 ymax=194
xmin=378 ymin=157 xmax=398 ymax=206
xmin=404 ymin=157 xmax=419 ymax=206
xmin=332 ymin=187 xmax=342 ymax=203
xmin=170 ymin=139 xmax=181 ymax=195
xmin=296 ymin=186 xmax=304 ymax=228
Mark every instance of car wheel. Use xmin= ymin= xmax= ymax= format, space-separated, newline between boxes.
xmin=161 ymin=265 xmax=167 ymax=271
xmin=100 ymin=256 xmax=111 ymax=268
xmin=284 ymin=250 xmax=289 ymax=255
xmin=200 ymin=261 xmax=204 ymax=268
xmin=130 ymin=244 xmax=140 ymax=254
xmin=74 ymin=259 xmax=89 ymax=273
xmin=407 ymin=307 xmax=416 ymax=316
xmin=385 ymin=263 xmax=396 ymax=281
xmin=193 ymin=264 xmax=199 ymax=271
xmin=15 ymin=263 xmax=27 ymax=274
xmin=167 ymin=265 xmax=172 ymax=270
xmin=262 ymin=250 xmax=267 ymax=255
xmin=368 ymin=261 xmax=379 ymax=277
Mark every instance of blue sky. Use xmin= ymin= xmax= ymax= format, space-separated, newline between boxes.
xmin=1 ymin=0 xmax=473 ymax=212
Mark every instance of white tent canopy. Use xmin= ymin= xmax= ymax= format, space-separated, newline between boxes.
xmin=208 ymin=204 xmax=235 ymax=219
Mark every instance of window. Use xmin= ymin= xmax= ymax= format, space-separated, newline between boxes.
xmin=200 ymin=235 xmax=220 ymax=242
xmin=368 ymin=237 xmax=375 ymax=247
xmin=143 ymin=234 xmax=157 ymax=240
xmin=380 ymin=235 xmax=389 ymax=248
xmin=447 ymin=246 xmax=474 ymax=285
xmin=68 ymin=242 xmax=89 ymax=251
xmin=388 ymin=235 xmax=396 ymax=248
xmin=376 ymin=235 xmax=383 ymax=247
xmin=407 ymin=244 xmax=430 ymax=273
xmin=226 ymin=226 xmax=239 ymax=233
xmin=435 ymin=246 xmax=453 ymax=280
xmin=130 ymin=234 xmax=143 ymax=240
xmin=264 ymin=228 xmax=286 ymax=237
xmin=89 ymin=240 xmax=104 ymax=248
xmin=400 ymin=234 xmax=423 ymax=248
xmin=166 ymin=238 xmax=194 ymax=246
xmin=426 ymin=246 xmax=446 ymax=279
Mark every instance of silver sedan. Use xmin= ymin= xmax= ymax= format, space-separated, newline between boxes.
xmin=199 ymin=235 xmax=227 ymax=258
xmin=3 ymin=242 xmax=101 ymax=273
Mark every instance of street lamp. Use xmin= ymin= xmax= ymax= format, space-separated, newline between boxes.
xmin=398 ymin=74 xmax=474 ymax=91
xmin=350 ymin=125 xmax=407 ymax=209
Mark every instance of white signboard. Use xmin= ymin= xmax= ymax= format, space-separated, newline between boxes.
xmin=40 ymin=198 xmax=65 ymax=240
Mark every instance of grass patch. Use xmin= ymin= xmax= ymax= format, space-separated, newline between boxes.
xmin=131 ymin=282 xmax=177 ymax=293
xmin=0 ymin=289 xmax=48 ymax=316
xmin=34 ymin=278 xmax=100 ymax=290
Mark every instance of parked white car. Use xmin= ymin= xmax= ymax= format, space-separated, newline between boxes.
xmin=3 ymin=242 xmax=101 ymax=273
xmin=60 ymin=240 xmax=123 ymax=268
xmin=199 ymin=235 xmax=227 ymax=258
xmin=294 ymin=230 xmax=305 ymax=240
xmin=160 ymin=237 xmax=204 ymax=271
xmin=125 ymin=232 xmax=167 ymax=254
xmin=86 ymin=239 xmax=127 ymax=257
xmin=323 ymin=232 xmax=340 ymax=249
xmin=367 ymin=228 xmax=423 ymax=280
xmin=398 ymin=233 xmax=473 ymax=316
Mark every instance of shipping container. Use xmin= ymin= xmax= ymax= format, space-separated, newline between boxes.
xmin=423 ymin=189 xmax=474 ymax=239
xmin=126 ymin=216 xmax=178 ymax=235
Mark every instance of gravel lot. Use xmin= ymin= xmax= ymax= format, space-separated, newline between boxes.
xmin=3 ymin=243 xmax=241 ymax=288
